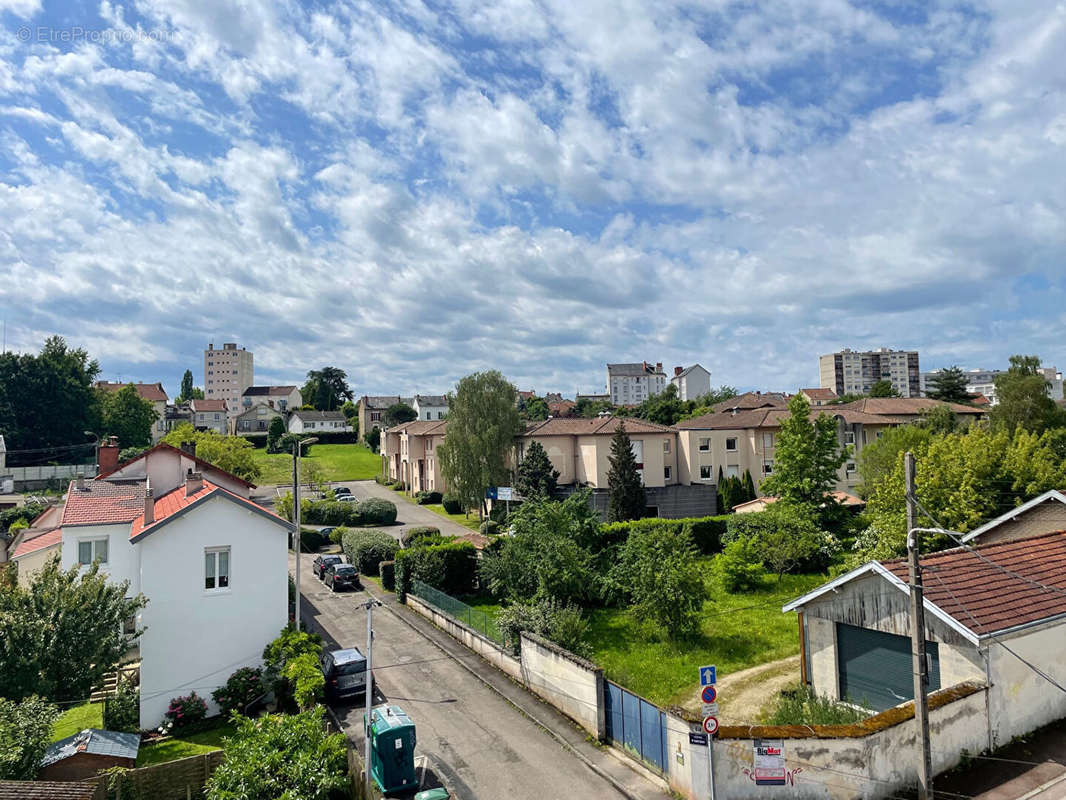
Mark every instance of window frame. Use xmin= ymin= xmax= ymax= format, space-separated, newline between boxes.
xmin=725 ymin=437 xmax=738 ymax=452
xmin=78 ymin=537 xmax=109 ymax=566
xmin=698 ymin=438 xmax=711 ymax=452
xmin=699 ymin=465 xmax=712 ymax=480
xmin=204 ymin=546 xmax=231 ymax=593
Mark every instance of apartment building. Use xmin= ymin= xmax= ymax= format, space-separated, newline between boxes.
xmin=240 ymin=385 xmax=301 ymax=413
xmin=357 ymin=395 xmax=412 ymax=444
xmin=669 ymin=364 xmax=711 ymax=401
xmin=921 ymin=366 xmax=1064 ymax=405
xmin=189 ymin=398 xmax=228 ymax=434
xmin=819 ymin=348 xmax=920 ymax=398
xmin=204 ymin=343 xmax=253 ymax=413
xmin=413 ymin=394 xmax=449 ymax=421
xmin=607 ymin=361 xmax=667 ymax=406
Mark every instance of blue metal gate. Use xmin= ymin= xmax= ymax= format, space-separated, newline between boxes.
xmin=604 ymin=680 xmax=667 ymax=773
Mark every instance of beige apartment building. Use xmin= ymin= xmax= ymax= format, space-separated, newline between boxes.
xmin=204 ymin=342 xmax=253 ymax=413
xmin=819 ymin=348 xmax=920 ymax=398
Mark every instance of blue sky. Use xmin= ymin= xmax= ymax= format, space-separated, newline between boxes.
xmin=0 ymin=0 xmax=1064 ymax=400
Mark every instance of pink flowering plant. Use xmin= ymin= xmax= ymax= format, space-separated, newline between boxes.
xmin=161 ymin=691 xmax=208 ymax=734
xmin=211 ymin=667 xmax=266 ymax=717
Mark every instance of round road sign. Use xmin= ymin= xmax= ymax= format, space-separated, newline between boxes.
xmin=701 ymin=685 xmax=717 ymax=704
xmin=702 ymin=715 xmax=719 ymax=736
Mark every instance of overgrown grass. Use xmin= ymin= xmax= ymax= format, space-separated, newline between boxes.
xmin=51 ymin=702 xmax=104 ymax=741
xmin=250 ymin=444 xmax=381 ymax=485
xmin=136 ymin=722 xmax=237 ymax=766
xmin=584 ymin=561 xmax=826 ymax=707
xmin=762 ymin=684 xmax=870 ymax=725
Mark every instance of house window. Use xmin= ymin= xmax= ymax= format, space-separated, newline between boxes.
xmin=663 ymin=439 xmax=671 ymax=454
xmin=763 ymin=462 xmax=773 ymax=475
xmin=844 ymin=431 xmax=856 ymax=445
xmin=725 ymin=437 xmax=738 ymax=452
xmin=726 ymin=465 xmax=740 ymax=478
xmin=370 ymin=411 xmax=381 ymax=422
xmin=700 ymin=465 xmax=712 ymax=480
xmin=698 ymin=438 xmax=710 ymax=452
xmin=437 ymin=412 xmax=444 ymax=419
xmin=664 ymin=466 xmax=672 ymax=480
xmin=123 ymin=612 xmax=137 ymax=635
xmin=214 ymin=414 xmax=220 ymax=421
xmin=205 ymin=547 xmax=230 ymax=591
xmin=78 ymin=538 xmax=108 ymax=566
xmin=762 ymin=433 xmax=773 ymax=448
xmin=846 ymin=463 xmax=856 ymax=473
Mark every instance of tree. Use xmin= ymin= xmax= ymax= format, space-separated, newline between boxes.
xmin=918 ymin=404 xmax=961 ymax=435
xmin=679 ymin=386 xmax=740 ymax=419
xmin=633 ymin=384 xmax=686 ymax=426
xmin=385 ymin=402 xmax=417 ymax=427
xmin=438 ymin=371 xmax=524 ymax=517
xmin=98 ymin=384 xmax=158 ymax=448
xmin=575 ymin=397 xmax=614 ymax=418
xmin=742 ymin=469 xmax=757 ymax=502
xmin=515 ymin=440 xmax=559 ymax=499
xmin=520 ymin=396 xmax=550 ymax=421
xmin=606 ymin=422 xmax=646 ymax=522
xmin=205 ymin=709 xmax=348 ymax=800
xmin=340 ymin=400 xmax=358 ymax=422
xmin=0 ymin=557 xmax=146 ymax=703
xmin=177 ymin=369 xmax=203 ymax=402
xmin=163 ymin=424 xmax=261 ymax=481
xmin=991 ymin=355 xmax=1066 ymax=434
xmin=725 ymin=501 xmax=836 ymax=578
xmin=366 ymin=425 xmax=381 ymax=453
xmin=760 ymin=393 xmax=848 ymax=511
xmin=303 ymin=367 xmax=352 ymax=411
xmin=926 ymin=366 xmax=972 ymax=403
xmin=868 ymin=380 xmax=900 ymax=398
xmin=266 ymin=415 xmax=287 ymax=453
xmin=857 ymin=424 xmax=934 ymax=497
xmin=0 ymin=696 xmax=58 ymax=780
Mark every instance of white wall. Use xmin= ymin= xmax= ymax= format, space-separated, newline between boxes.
xmin=136 ymin=495 xmax=288 ymax=727
xmin=520 ymin=633 xmax=604 ymax=738
xmin=109 ymin=450 xmax=250 ymax=497
xmin=61 ymin=523 xmax=141 ymax=595
xmin=987 ymin=621 xmax=1066 ymax=746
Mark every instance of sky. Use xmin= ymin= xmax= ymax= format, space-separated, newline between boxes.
xmin=0 ymin=0 xmax=1064 ymax=401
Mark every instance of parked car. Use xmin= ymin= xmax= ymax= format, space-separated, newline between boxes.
xmin=325 ymin=563 xmax=360 ymax=592
xmin=312 ymin=554 xmax=343 ymax=579
xmin=321 ymin=647 xmax=367 ymax=700
xmin=337 ymin=494 xmax=358 ymax=503
xmin=333 ymin=486 xmax=351 ymax=496
xmin=318 ymin=526 xmax=337 ymax=541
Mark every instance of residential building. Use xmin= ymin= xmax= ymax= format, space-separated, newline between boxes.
xmin=921 ymin=366 xmax=1064 ymax=405
xmin=40 ymin=729 xmax=139 ymax=781
xmin=833 ymin=396 xmax=986 ymax=423
xmin=204 ymin=342 xmax=253 ymax=412
xmin=95 ymin=382 xmax=169 ymax=442
xmin=189 ymin=398 xmax=227 ymax=434
xmin=544 ymin=393 xmax=576 ymax=417
xmin=162 ymin=403 xmax=192 ymax=435
xmin=240 ymin=385 xmax=302 ymax=413
xmin=7 ymin=503 xmax=65 ymax=586
xmin=733 ymin=492 xmax=864 ymax=514
xmin=800 ymin=387 xmax=838 ymax=406
xmin=819 ymin=348 xmax=921 ymax=398
xmin=711 ymin=391 xmax=790 ymax=413
xmin=575 ymin=393 xmax=611 ymax=404
xmin=230 ymin=402 xmax=283 ymax=439
xmin=56 ymin=443 xmax=286 ymax=728
xmin=357 ymin=395 xmax=412 ymax=444
xmin=607 ymin=362 xmax=667 ymax=406
xmin=412 ymin=394 xmax=448 ymax=421
xmin=669 ymin=364 xmax=711 ymax=401
xmin=288 ymin=410 xmax=352 ymax=434
xmin=961 ymin=489 xmax=1066 ymax=546
xmin=384 ymin=420 xmax=448 ymax=494
xmin=783 ymin=531 xmax=1066 ymax=749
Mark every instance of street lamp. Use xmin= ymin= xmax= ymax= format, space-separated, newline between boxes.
xmin=83 ymin=431 xmax=99 ymax=476
xmin=291 ymin=437 xmax=318 ymax=631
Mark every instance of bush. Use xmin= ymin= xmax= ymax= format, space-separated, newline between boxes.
xmin=716 ymin=537 xmax=766 ymax=592
xmin=601 ymin=515 xmax=727 ymax=556
xmin=298 ymin=527 xmax=325 ymax=553
xmin=282 ymin=652 xmax=324 ymax=710
xmin=400 ymin=526 xmax=440 ymax=547
xmin=341 ymin=530 xmax=399 ymax=576
xmin=162 ymin=691 xmax=208 ymax=733
xmin=329 ymin=525 xmax=347 ymax=544
xmin=211 ymin=667 xmax=266 ymax=717
xmin=262 ymin=627 xmax=322 ymax=713
xmin=380 ymin=560 xmax=396 ymax=591
xmin=0 ymin=503 xmax=45 ymax=534
xmin=395 ymin=541 xmax=478 ymax=596
xmin=495 ymin=598 xmax=591 ymax=658
xmin=358 ymin=497 xmax=397 ymax=525
xmin=724 ymin=503 xmax=840 ymax=577
xmin=488 ymin=502 xmax=509 ymax=524
xmin=480 ymin=520 xmax=500 ymax=536
xmin=374 ymin=475 xmax=394 ymax=487
xmin=442 ymin=493 xmax=462 ymax=514
xmin=393 ymin=482 xmax=405 ymax=492
xmin=103 ymin=677 xmax=140 ymax=733
xmin=763 ymin=685 xmax=869 ymax=725
xmin=0 ymin=696 xmax=59 ymax=780
xmin=415 ymin=491 xmax=443 ymax=505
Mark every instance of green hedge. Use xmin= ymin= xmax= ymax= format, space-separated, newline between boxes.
xmin=599 ymin=515 xmax=728 ymax=555
xmin=400 ymin=526 xmax=441 ymax=546
xmin=380 ymin=560 xmax=396 ymax=591
xmin=395 ymin=541 xmax=478 ymax=597
xmin=441 ymin=494 xmax=462 ymax=514
xmin=480 ymin=520 xmax=500 ymax=536
xmin=415 ymin=491 xmax=443 ymax=505
xmin=289 ymin=498 xmax=398 ymax=527
xmin=340 ymin=529 xmax=399 ymax=576
xmin=299 ymin=528 xmax=327 ymax=552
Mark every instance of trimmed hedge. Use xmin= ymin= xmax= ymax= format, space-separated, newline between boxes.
xmin=400 ymin=526 xmax=441 ymax=547
xmin=415 ymin=491 xmax=443 ymax=505
xmin=299 ymin=527 xmax=327 ymax=552
xmin=599 ymin=515 xmax=728 ymax=555
xmin=290 ymin=498 xmax=398 ymax=527
xmin=395 ymin=541 xmax=478 ymax=598
xmin=380 ymin=560 xmax=396 ymax=591
xmin=374 ymin=475 xmax=395 ymax=487
xmin=341 ymin=529 xmax=399 ymax=576
xmin=441 ymin=494 xmax=462 ymax=514
xmin=359 ymin=497 xmax=398 ymax=525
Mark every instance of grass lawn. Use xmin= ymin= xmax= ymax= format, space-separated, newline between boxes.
xmin=392 ymin=491 xmax=483 ymax=532
xmin=585 ymin=562 xmax=827 ymax=707
xmin=51 ymin=703 xmax=104 ymax=741
xmin=136 ymin=722 xmax=236 ymax=766
xmin=251 ymin=443 xmax=381 ymax=485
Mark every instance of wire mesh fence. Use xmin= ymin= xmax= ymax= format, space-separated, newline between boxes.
xmin=410 ymin=580 xmax=504 ymax=647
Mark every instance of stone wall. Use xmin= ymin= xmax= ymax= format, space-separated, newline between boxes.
xmin=520 ymin=632 xmax=605 ymax=739
xmin=406 ymin=594 xmax=523 ymax=682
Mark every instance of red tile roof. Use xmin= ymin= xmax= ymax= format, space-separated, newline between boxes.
xmin=129 ymin=479 xmax=285 ymax=540
xmin=883 ymin=531 xmax=1066 ymax=636
xmin=95 ymin=381 xmax=168 ymax=402
xmin=525 ymin=416 xmax=673 ymax=436
xmin=801 ymin=388 xmax=838 ymax=400
xmin=99 ymin=442 xmax=256 ymax=488
xmin=12 ymin=527 xmax=62 ymax=557
xmin=711 ymin=391 xmax=790 ymax=413
xmin=835 ymin=397 xmax=985 ymax=416
xmin=675 ymin=406 xmax=900 ymax=430
xmin=61 ymin=480 xmax=147 ymax=526
xmin=0 ymin=781 xmax=98 ymax=800
xmin=190 ymin=398 xmax=228 ymax=412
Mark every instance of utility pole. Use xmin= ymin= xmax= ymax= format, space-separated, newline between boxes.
xmin=291 ymin=437 xmax=318 ymax=631
xmin=906 ymin=452 xmax=933 ymax=800
xmin=362 ymin=597 xmax=382 ymax=798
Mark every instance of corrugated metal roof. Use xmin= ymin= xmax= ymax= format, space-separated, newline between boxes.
xmin=41 ymin=729 xmax=140 ymax=767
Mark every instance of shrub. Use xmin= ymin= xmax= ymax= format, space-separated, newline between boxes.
xmin=724 ymin=502 xmax=840 ymax=577
xmin=393 ymin=482 xmax=405 ymax=492
xmin=374 ymin=475 xmax=393 ymax=486
xmin=400 ymin=526 xmax=441 ymax=547
xmin=380 ymin=560 xmax=396 ymax=591
xmin=262 ymin=627 xmax=322 ymax=713
xmin=442 ymin=493 xmax=462 ymax=514
xmin=0 ymin=503 xmax=45 ymax=534
xmin=299 ymin=528 xmax=325 ymax=553
xmin=763 ymin=685 xmax=869 ymax=725
xmin=415 ymin=491 xmax=443 ymax=505
xmin=103 ymin=677 xmax=140 ymax=733
xmin=495 ymin=598 xmax=591 ymax=658
xmin=7 ymin=518 xmax=28 ymax=534
xmin=601 ymin=515 xmax=727 ymax=556
xmin=341 ymin=530 xmax=399 ymax=576
xmin=211 ymin=667 xmax=266 ymax=717
xmin=480 ymin=520 xmax=500 ymax=536
xmin=394 ymin=541 xmax=478 ymax=596
xmin=282 ymin=652 xmax=324 ymax=710
xmin=357 ymin=497 xmax=397 ymax=525
xmin=0 ymin=696 xmax=59 ymax=780
xmin=716 ymin=537 xmax=766 ymax=592
xmin=162 ymin=691 xmax=207 ymax=733
xmin=488 ymin=502 xmax=509 ymax=524
xmin=330 ymin=525 xmax=347 ymax=544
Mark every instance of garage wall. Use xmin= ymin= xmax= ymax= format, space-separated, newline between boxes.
xmin=987 ymin=620 xmax=1066 ymax=747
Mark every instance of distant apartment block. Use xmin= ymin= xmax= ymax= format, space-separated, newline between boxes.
xmin=819 ymin=348 xmax=920 ymax=398
xmin=921 ymin=366 xmax=1064 ymax=405
xmin=607 ymin=361 xmax=666 ymax=406
xmin=205 ymin=343 xmax=253 ymax=413
xmin=669 ymin=364 xmax=711 ymax=401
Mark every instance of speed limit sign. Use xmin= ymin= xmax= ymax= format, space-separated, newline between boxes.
xmin=703 ymin=715 xmax=719 ymax=736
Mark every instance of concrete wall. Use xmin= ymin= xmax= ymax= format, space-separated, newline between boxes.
xmin=8 ymin=463 xmax=96 ymax=490
xmin=62 ymin=522 xmax=142 ymax=595
xmin=109 ymin=450 xmax=250 ymax=498
xmin=406 ymin=595 xmax=523 ymax=682
xmin=520 ymin=632 xmax=605 ymax=739
xmin=986 ymin=620 xmax=1066 ymax=746
xmin=13 ymin=543 xmax=60 ymax=586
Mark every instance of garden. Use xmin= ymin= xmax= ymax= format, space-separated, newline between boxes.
xmin=250 ymin=442 xmax=381 ymax=485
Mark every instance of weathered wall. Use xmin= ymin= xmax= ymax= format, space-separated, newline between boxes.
xmin=987 ymin=620 xmax=1066 ymax=746
xmin=13 ymin=543 xmax=60 ymax=587
xmin=39 ymin=753 xmax=135 ymax=782
xmin=83 ymin=750 xmax=224 ymax=800
xmin=972 ymin=499 xmax=1066 ymax=545
xmin=645 ymin=484 xmax=717 ymax=518
xmin=520 ymin=632 xmax=605 ymax=739
xmin=406 ymin=595 xmax=523 ymax=682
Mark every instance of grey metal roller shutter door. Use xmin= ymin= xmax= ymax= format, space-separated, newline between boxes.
xmin=837 ymin=622 xmax=940 ymax=711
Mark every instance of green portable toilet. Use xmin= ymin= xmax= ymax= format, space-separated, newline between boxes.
xmin=365 ymin=704 xmax=417 ymax=793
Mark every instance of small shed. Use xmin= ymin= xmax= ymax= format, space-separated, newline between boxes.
xmin=39 ymin=729 xmax=140 ymax=781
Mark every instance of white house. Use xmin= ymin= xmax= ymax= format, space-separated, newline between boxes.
xmin=668 ymin=365 xmax=711 ymax=401
xmin=412 ymin=394 xmax=448 ymax=421
xmin=189 ymin=398 xmax=228 ymax=434
xmin=287 ymin=410 xmax=353 ymax=434
xmin=57 ymin=446 xmax=288 ymax=728
xmin=607 ymin=362 xmax=666 ymax=406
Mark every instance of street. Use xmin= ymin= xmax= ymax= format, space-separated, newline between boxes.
xmin=293 ymin=552 xmax=670 ymax=800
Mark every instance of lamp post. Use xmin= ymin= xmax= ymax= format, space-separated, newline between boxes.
xmin=83 ymin=431 xmax=99 ymax=476
xmin=292 ymin=437 xmax=318 ymax=631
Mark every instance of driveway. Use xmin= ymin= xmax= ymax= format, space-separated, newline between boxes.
xmin=340 ymin=480 xmax=475 ymax=541
xmin=294 ymin=552 xmax=669 ymax=800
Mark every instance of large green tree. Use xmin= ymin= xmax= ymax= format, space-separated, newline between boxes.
xmin=99 ymin=384 xmax=158 ymax=447
xmin=607 ymin=422 xmax=646 ymax=522
xmin=868 ymin=380 xmax=900 ymax=398
xmin=0 ymin=558 xmax=146 ymax=703
xmin=926 ymin=366 xmax=972 ymax=403
xmin=438 ymin=371 xmax=523 ymax=517
xmin=176 ymin=369 xmax=204 ymax=402
xmin=632 ymin=384 xmax=686 ymax=426
xmin=266 ymin=415 xmax=287 ymax=454
xmin=991 ymin=355 xmax=1066 ymax=434
xmin=0 ymin=336 xmax=101 ymax=452
xmin=0 ymin=696 xmax=58 ymax=780
xmin=515 ymin=440 xmax=560 ymax=499
xmin=163 ymin=423 xmax=261 ymax=481
xmin=302 ymin=367 xmax=353 ymax=411
xmin=520 ymin=396 xmax=550 ymax=421
xmin=385 ymin=402 xmax=417 ymax=427
xmin=760 ymin=393 xmax=848 ymax=510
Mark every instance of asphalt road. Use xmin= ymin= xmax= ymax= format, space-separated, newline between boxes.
xmin=294 ymin=552 xmax=669 ymax=800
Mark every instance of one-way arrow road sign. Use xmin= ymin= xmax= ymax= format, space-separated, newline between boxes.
xmin=699 ymin=665 xmax=717 ymax=686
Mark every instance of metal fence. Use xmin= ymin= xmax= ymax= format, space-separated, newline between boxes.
xmin=604 ymin=680 xmax=668 ymax=775
xmin=409 ymin=580 xmax=504 ymax=647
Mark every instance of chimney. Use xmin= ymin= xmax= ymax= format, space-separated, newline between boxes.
xmin=674 ymin=366 xmax=684 ymax=377
xmin=656 ymin=362 xmax=663 ymax=373
xmin=180 ymin=440 xmax=197 ymax=459
xmin=76 ymin=473 xmax=85 ymax=491
xmin=185 ymin=471 xmax=204 ymax=497
xmin=98 ymin=439 xmax=120 ymax=475
xmin=144 ymin=480 xmax=154 ymax=525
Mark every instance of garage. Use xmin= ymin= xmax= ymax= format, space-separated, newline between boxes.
xmin=836 ymin=622 xmax=941 ymax=711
